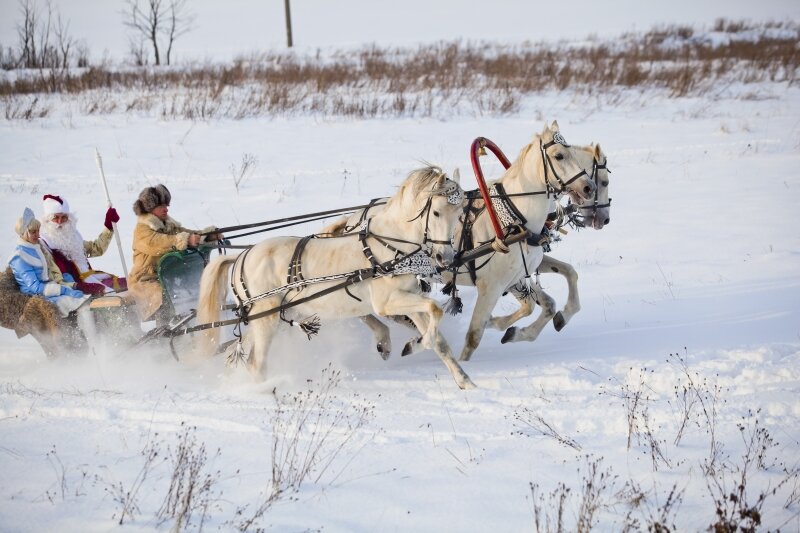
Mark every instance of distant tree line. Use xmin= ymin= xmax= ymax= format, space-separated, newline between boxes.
xmin=1 ymin=0 xmax=195 ymax=70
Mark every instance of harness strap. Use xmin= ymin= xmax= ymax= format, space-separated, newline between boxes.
xmin=171 ymin=269 xmax=377 ymax=337
xmin=287 ymin=235 xmax=315 ymax=286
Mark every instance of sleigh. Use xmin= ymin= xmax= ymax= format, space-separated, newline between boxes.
xmin=87 ymin=243 xmax=229 ymax=357
xmin=0 ymin=243 xmax=227 ymax=358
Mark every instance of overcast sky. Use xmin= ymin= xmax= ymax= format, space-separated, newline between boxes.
xmin=1 ymin=0 xmax=798 ymax=62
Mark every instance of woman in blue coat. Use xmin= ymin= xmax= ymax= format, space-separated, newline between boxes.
xmin=9 ymin=208 xmax=90 ymax=317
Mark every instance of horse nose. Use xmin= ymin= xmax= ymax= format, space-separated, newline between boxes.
xmin=583 ymin=184 xmax=593 ymax=196
xmin=604 ymin=217 xmax=610 ymax=225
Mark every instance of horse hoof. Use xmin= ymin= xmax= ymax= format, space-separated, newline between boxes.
xmin=401 ymin=342 xmax=413 ymax=357
xmin=377 ymin=344 xmax=390 ymax=361
xmin=459 ymin=377 xmax=477 ymax=390
xmin=501 ymin=327 xmax=516 ymax=344
xmin=553 ymin=312 xmax=565 ymax=332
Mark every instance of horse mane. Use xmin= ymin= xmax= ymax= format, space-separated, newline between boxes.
xmin=493 ymin=135 xmax=538 ymax=187
xmin=386 ymin=165 xmax=447 ymax=209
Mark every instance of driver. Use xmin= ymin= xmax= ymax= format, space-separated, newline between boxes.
xmin=127 ymin=184 xmax=222 ymax=324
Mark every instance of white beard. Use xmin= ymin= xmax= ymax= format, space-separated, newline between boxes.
xmin=41 ymin=216 xmax=91 ymax=273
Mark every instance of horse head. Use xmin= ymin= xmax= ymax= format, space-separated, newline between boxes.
xmin=403 ymin=165 xmax=464 ymax=268
xmin=537 ymin=121 xmax=597 ymax=203
xmin=571 ymin=143 xmax=611 ymax=230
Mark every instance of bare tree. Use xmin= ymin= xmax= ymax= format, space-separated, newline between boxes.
xmin=54 ymin=11 xmax=73 ymax=69
xmin=15 ymin=0 xmax=76 ymax=71
xmin=123 ymin=0 xmax=194 ymax=66
xmin=163 ymin=0 xmax=194 ymax=66
xmin=16 ymin=0 xmax=37 ymax=68
xmin=123 ymin=0 xmax=164 ymax=65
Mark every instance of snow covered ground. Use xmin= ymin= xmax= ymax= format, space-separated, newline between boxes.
xmin=1 ymin=4 xmax=800 ymax=531
xmin=1 ymin=80 xmax=798 ymax=531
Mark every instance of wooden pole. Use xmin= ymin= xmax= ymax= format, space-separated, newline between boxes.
xmin=284 ymin=0 xmax=293 ymax=48
xmin=94 ymin=149 xmax=129 ymax=278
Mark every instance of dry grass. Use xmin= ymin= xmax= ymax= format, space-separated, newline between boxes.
xmin=1 ymin=20 xmax=797 ymax=120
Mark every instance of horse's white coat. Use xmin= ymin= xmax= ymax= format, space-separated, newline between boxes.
xmin=196 ymin=167 xmax=476 ymax=389
xmin=489 ymin=144 xmax=611 ymax=343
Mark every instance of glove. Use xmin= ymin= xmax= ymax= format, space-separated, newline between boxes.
xmin=76 ymin=281 xmax=109 ymax=295
xmin=200 ymin=226 xmax=223 ymax=242
xmin=104 ymin=207 xmax=120 ymax=230
xmin=61 ymin=285 xmax=88 ymax=299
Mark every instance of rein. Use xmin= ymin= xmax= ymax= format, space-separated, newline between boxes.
xmin=204 ymin=200 xmax=388 ymax=239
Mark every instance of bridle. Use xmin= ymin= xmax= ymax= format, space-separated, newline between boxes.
xmin=539 ymin=132 xmax=591 ymax=197
xmin=406 ymin=177 xmax=464 ymax=249
xmin=576 ymin=156 xmax=612 ymax=220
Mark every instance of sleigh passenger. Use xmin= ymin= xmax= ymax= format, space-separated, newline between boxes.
xmin=7 ymin=208 xmax=97 ymax=351
xmin=39 ymin=194 xmax=126 ymax=296
xmin=127 ymin=184 xmax=223 ymax=325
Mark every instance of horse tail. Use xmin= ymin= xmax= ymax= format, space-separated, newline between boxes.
xmin=197 ymin=254 xmax=237 ymax=355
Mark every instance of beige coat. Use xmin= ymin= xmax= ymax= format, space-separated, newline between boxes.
xmin=128 ymin=213 xmax=205 ymax=321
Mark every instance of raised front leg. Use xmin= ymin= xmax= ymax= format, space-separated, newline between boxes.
xmin=359 ymin=315 xmax=392 ymax=360
xmin=539 ymin=254 xmax=581 ymax=331
xmin=487 ymin=283 xmax=535 ymax=332
xmin=373 ymin=290 xmax=475 ymax=390
xmin=459 ymin=280 xmax=507 ymax=362
xmin=501 ymin=284 xmax=556 ymax=344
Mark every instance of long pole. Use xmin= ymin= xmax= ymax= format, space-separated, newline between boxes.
xmin=284 ymin=0 xmax=293 ymax=47
xmin=94 ymin=149 xmax=129 ymax=278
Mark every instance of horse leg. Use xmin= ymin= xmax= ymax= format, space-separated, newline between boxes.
xmin=501 ymin=285 xmax=557 ymax=344
xmin=398 ymin=313 xmax=428 ymax=357
xmin=359 ymin=315 xmax=392 ymax=360
xmin=487 ymin=287 xmax=535 ymax=332
xmin=539 ymin=254 xmax=581 ymax=331
xmin=459 ymin=281 xmax=506 ymax=362
xmin=375 ymin=292 xmax=474 ymax=390
xmin=247 ymin=315 xmax=280 ymax=380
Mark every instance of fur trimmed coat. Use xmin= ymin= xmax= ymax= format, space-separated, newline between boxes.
xmin=128 ymin=213 xmax=213 ymax=321
xmin=8 ymin=239 xmax=89 ymax=317
xmin=0 ymin=267 xmax=76 ymax=357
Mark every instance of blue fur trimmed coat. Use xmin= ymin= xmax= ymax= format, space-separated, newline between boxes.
xmin=8 ymin=238 xmax=89 ymax=317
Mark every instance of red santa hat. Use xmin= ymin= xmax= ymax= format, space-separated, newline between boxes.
xmin=42 ymin=194 xmax=70 ymax=218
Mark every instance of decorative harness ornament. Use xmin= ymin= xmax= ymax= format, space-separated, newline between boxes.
xmin=489 ymin=184 xmax=527 ymax=229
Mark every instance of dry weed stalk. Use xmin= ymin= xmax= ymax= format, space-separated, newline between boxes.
xmin=157 ymin=423 xmax=221 ymax=532
xmin=97 ymin=437 xmax=163 ymax=525
xmin=529 ymin=456 xmax=616 ymax=533
xmin=237 ymin=365 xmax=376 ymax=531
xmin=513 ymin=407 xmax=582 ymax=450
xmin=2 ymin=20 xmax=797 ymax=119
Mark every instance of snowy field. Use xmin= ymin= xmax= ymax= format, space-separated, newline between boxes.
xmin=2 ymin=4 xmax=800 ymax=532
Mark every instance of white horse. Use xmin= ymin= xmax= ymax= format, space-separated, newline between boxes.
xmin=323 ymin=121 xmax=598 ymax=361
xmin=196 ymin=166 xmax=476 ymax=389
xmin=487 ymin=143 xmax=611 ymax=344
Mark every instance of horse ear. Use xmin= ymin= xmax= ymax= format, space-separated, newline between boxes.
xmin=452 ymin=168 xmax=461 ymax=183
xmin=550 ymin=119 xmax=560 ymax=131
xmin=593 ymin=143 xmax=603 ymax=158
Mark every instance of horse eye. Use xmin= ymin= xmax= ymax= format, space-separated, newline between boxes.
xmin=554 ymin=153 xmax=564 ymax=161
xmin=432 ymin=211 xmax=440 ymax=217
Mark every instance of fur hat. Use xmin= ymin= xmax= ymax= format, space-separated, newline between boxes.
xmin=42 ymin=194 xmax=70 ymax=218
xmin=133 ymin=184 xmax=171 ymax=216
xmin=15 ymin=207 xmax=38 ymax=237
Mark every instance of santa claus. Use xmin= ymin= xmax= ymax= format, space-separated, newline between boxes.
xmin=39 ymin=194 xmax=126 ymax=295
